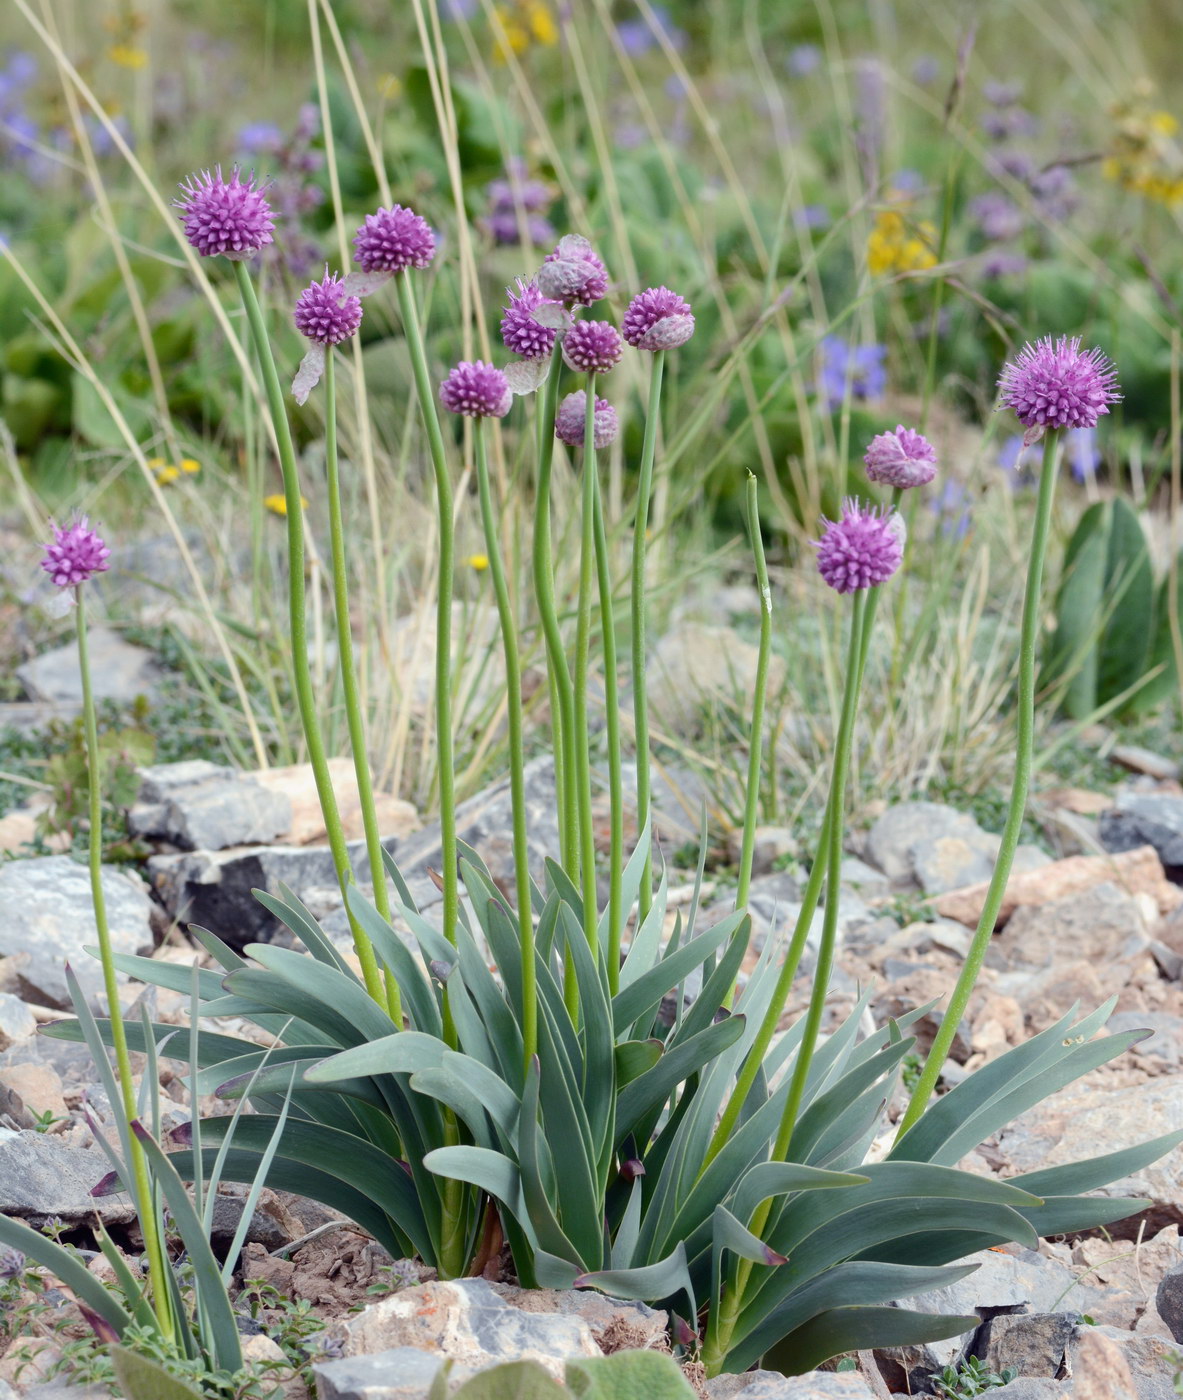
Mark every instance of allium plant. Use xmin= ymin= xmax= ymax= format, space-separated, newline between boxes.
xmin=50 ymin=177 xmax=1181 ymax=1387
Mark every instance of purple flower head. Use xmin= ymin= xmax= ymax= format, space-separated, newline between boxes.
xmin=998 ymin=335 xmax=1121 ymax=436
xmin=555 ymin=391 xmax=619 ymax=449
xmin=439 ymin=360 xmax=512 ymax=419
xmin=814 ymin=499 xmax=903 ymax=594
xmin=175 ymin=167 xmax=274 ymax=260
xmin=538 ymin=234 xmax=609 ymax=306
xmin=983 ymin=80 xmax=1023 ymax=107
xmin=294 ymin=270 xmax=363 ymax=347
xmin=484 ymin=209 xmax=556 ymax=247
xmin=622 ymin=286 xmax=695 ymax=351
xmin=500 ymin=278 xmax=563 ymax=360
xmin=980 ymin=250 xmax=1028 ymax=281
xmin=864 ymin=425 xmax=938 ymax=489
xmin=41 ymin=516 xmax=111 ymax=589
xmin=0 ymin=1245 xmax=24 ymax=1281
xmin=563 ymin=319 xmax=624 ymax=374
xmin=970 ymin=192 xmax=1025 ymax=243
xmin=237 ymin=121 xmax=283 ymax=156
xmin=817 ymin=337 xmax=887 ymax=409
xmin=616 ymin=5 xmax=686 ymax=56
xmin=352 ymin=204 xmax=436 ymax=274
xmin=796 ymin=204 xmax=831 ymax=230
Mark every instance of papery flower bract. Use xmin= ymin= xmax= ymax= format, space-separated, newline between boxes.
xmin=622 ymin=286 xmax=695 ymax=351
xmin=813 ymin=499 xmax=903 ymax=594
xmin=554 ymin=390 xmax=619 ymax=449
xmin=538 ymin=234 xmax=609 ymax=306
xmin=500 ymin=278 xmax=561 ymax=360
xmin=175 ymin=167 xmax=275 ymax=260
xmin=863 ymin=425 xmax=938 ymax=489
xmin=562 ymin=320 xmax=623 ymax=374
xmin=998 ymin=335 xmax=1121 ymax=435
xmin=294 ymin=271 xmax=364 ymax=346
xmin=352 ymin=204 xmax=436 ymax=274
xmin=41 ymin=516 xmax=111 ymax=588
xmin=439 ymin=361 xmax=513 ymax=418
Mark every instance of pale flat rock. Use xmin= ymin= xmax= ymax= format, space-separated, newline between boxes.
xmin=16 ymin=627 xmax=158 ymax=704
xmin=1041 ymin=787 xmax=1118 ymax=816
xmin=865 ymin=801 xmax=986 ymax=882
xmin=0 ymin=1128 xmax=134 ymax=1227
xmin=991 ymin=882 xmax=1150 ymax=971
xmin=934 ymin=845 xmax=1180 ymax=928
xmin=0 ymin=992 xmax=36 ymax=1051
xmin=253 ymin=758 xmax=420 ymax=846
xmin=0 ymin=855 xmax=153 ymax=1008
xmin=1110 ymin=746 xmax=1180 ymax=782
xmin=648 ymin=622 xmax=787 ymax=739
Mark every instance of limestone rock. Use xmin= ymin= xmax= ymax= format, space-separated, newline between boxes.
xmin=0 ymin=993 xmax=36 ymax=1052
xmin=0 ymin=1128 xmax=134 ymax=1227
xmin=866 ymin=802 xmax=985 ymax=883
xmin=129 ymin=763 xmax=291 ymax=852
xmin=16 ymin=627 xmax=158 ymax=704
xmin=1101 ymin=793 xmax=1183 ymax=876
xmin=0 ymin=855 xmax=153 ymax=1008
xmin=991 ymin=882 xmax=1149 ymax=971
xmin=252 ymin=758 xmax=420 ymax=846
xmin=648 ymin=623 xmax=787 ymax=739
xmin=972 ymin=1310 xmax=1077 ymax=1379
xmin=706 ymin=1373 xmax=876 ymax=1397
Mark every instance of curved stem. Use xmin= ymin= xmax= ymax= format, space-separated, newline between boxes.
xmin=324 ymin=351 xmax=399 ymax=1016
xmin=631 ymin=350 xmax=665 ymax=920
xmin=592 ymin=461 xmax=623 ymax=994
xmin=896 ymin=433 xmax=1060 ymax=1140
xmin=475 ymin=420 xmax=537 ymax=1070
xmin=704 ymin=589 xmax=867 ymax=1378
xmin=233 ymin=263 xmax=378 ymax=989
xmin=735 ymin=472 xmax=772 ymax=912
xmin=394 ymin=271 xmax=459 ymax=961
xmin=78 ymin=587 xmax=173 ymax=1338
xmin=532 ymin=344 xmax=579 ymax=876
xmin=573 ymin=372 xmax=600 ymax=965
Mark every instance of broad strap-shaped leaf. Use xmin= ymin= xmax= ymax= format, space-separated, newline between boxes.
xmin=0 ymin=1213 xmax=131 ymax=1337
xmin=764 ymin=1304 xmax=980 ymax=1377
xmin=575 ymin=1240 xmax=694 ymax=1317
xmin=615 ymin=1015 xmax=746 ymax=1142
xmin=730 ymin=1161 xmax=869 ymax=1226
xmin=613 ymin=910 xmax=744 ymax=1037
xmin=423 ymin=1145 xmax=530 ymax=1234
xmin=518 ymin=1054 xmax=594 ymax=1269
xmin=345 ymin=885 xmax=442 ymax=1038
xmin=711 ymin=1204 xmax=786 ymax=1319
xmin=260 ymin=884 xmax=359 ymax=979
xmin=614 ymin=1039 xmax=663 ymax=1087
xmin=1007 ymin=1128 xmax=1183 ymax=1198
xmin=110 ymin=1346 xmax=205 ymax=1400
xmin=722 ymin=1259 xmax=979 ymax=1374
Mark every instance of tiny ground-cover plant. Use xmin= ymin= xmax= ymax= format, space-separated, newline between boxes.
xmin=933 ymin=1355 xmax=1019 ymax=1397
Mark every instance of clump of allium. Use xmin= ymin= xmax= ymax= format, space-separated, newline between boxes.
xmin=294 ymin=271 xmax=363 ymax=346
xmin=621 ymin=286 xmax=695 ymax=351
xmin=500 ymin=277 xmax=563 ymax=360
xmin=814 ymin=499 xmax=903 ymax=594
xmin=554 ymin=391 xmax=619 ymax=449
xmin=998 ymin=335 xmax=1121 ymax=439
xmin=175 ymin=167 xmax=274 ymax=260
xmin=863 ymin=425 xmax=938 ymax=489
xmin=563 ymin=319 xmax=623 ymax=374
xmin=538 ymin=234 xmax=608 ymax=306
xmin=439 ymin=361 xmax=513 ymax=419
xmin=352 ymin=204 xmax=436 ymax=275
xmin=41 ymin=516 xmax=111 ymax=588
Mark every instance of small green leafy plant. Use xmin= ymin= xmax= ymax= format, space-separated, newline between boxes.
xmin=932 ymin=1355 xmax=1018 ymax=1397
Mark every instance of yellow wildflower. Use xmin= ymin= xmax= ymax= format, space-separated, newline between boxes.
xmin=108 ymin=43 xmax=148 ymax=69
xmin=264 ymin=493 xmax=308 ymax=516
xmin=866 ymin=209 xmax=937 ymax=277
xmin=1151 ymin=110 xmax=1179 ymax=137
xmin=492 ymin=0 xmax=558 ymax=61
xmin=377 ymin=73 xmax=402 ymax=100
xmin=465 ymin=553 xmax=490 ymax=571
xmin=180 ymin=458 xmax=201 ymax=474
xmin=527 ymin=0 xmax=559 ymax=44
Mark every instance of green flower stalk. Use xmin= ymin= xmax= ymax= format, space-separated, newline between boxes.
xmin=40 ymin=521 xmax=172 ymax=1337
xmin=233 ymin=260 xmax=384 ymax=1001
xmin=735 ymin=472 xmax=772 ymax=912
xmin=899 ymin=335 xmax=1120 ymax=1135
xmin=441 ymin=376 xmax=536 ymax=1070
xmin=573 ymin=369 xmax=602 ymax=967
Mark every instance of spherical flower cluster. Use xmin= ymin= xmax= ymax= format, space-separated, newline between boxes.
xmin=563 ymin=319 xmax=623 ymax=374
xmin=863 ymin=425 xmax=937 ymax=489
xmin=175 ymin=167 xmax=274 ymax=260
xmin=998 ymin=336 xmax=1121 ymax=434
xmin=622 ymin=286 xmax=695 ymax=351
xmin=294 ymin=271 xmax=363 ymax=346
xmin=439 ymin=361 xmax=513 ymax=419
xmin=554 ymin=391 xmax=619 ymax=449
xmin=814 ymin=499 xmax=903 ymax=594
xmin=352 ymin=204 xmax=436 ymax=274
xmin=41 ymin=516 xmax=111 ymax=588
xmin=500 ymin=278 xmax=561 ymax=360
xmin=538 ymin=234 xmax=608 ymax=306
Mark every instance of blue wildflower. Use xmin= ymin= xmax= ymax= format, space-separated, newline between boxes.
xmin=817 ymin=337 xmax=887 ymax=409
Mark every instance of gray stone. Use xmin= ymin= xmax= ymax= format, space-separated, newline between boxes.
xmin=393 ymin=755 xmax=561 ymax=893
xmin=0 ymin=1128 xmax=134 ymax=1227
xmin=314 ymin=1347 xmax=455 ymax=1400
xmin=648 ymin=622 xmax=787 ymax=739
xmin=0 ymin=992 xmax=36 ymax=1050
xmin=0 ymin=855 xmax=154 ymax=1008
xmin=21 ymin=1386 xmax=116 ymax=1400
xmin=838 ymin=856 xmax=892 ymax=897
xmin=973 ymin=1311 xmax=1077 ymax=1379
xmin=16 ymin=627 xmax=158 ymax=704
xmin=706 ymin=1375 xmax=875 ymax=1398
xmin=1101 ymin=793 xmax=1183 ymax=874
xmin=987 ymin=1383 xmax=1062 ymax=1399
xmin=130 ymin=772 xmax=291 ymax=852
xmin=496 ymin=1286 xmax=667 ymax=1352
xmin=911 ymin=834 xmax=999 ymax=894
xmin=0 ymin=700 xmax=81 ymax=731
xmin=1110 ymin=746 xmax=1180 ymax=782
xmin=1078 ymin=1326 xmax=1178 ymax=1400
xmin=1155 ymin=1264 xmax=1183 ymax=1343
xmin=331 ymin=1280 xmax=599 ymax=1382
xmin=865 ymin=803 xmax=987 ymax=883
xmin=990 ymin=881 xmax=1149 ymax=972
